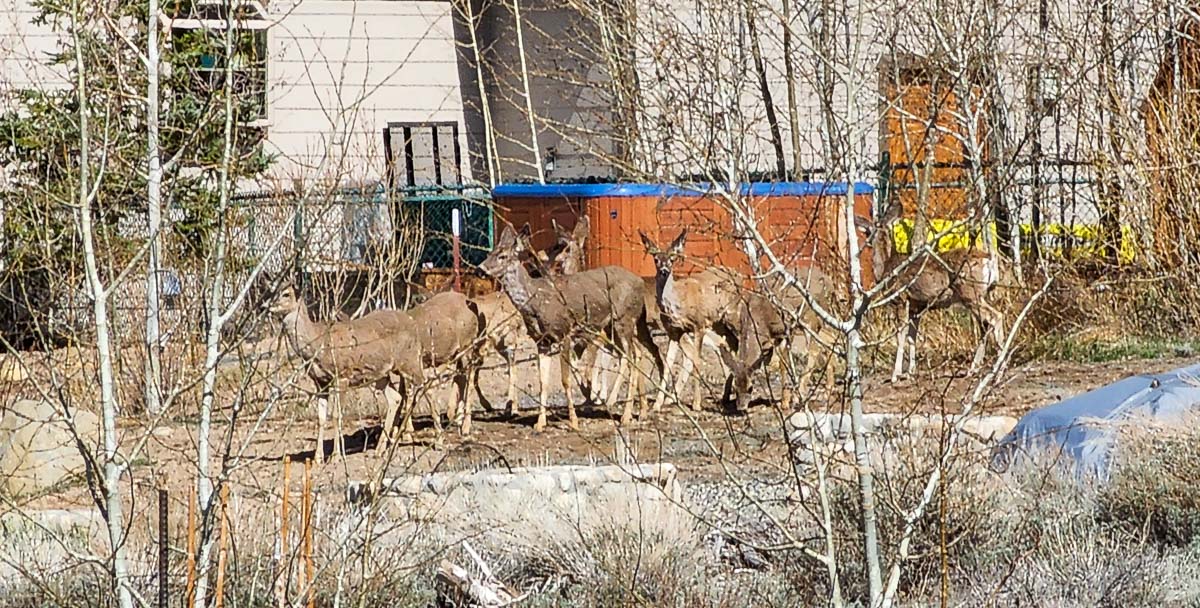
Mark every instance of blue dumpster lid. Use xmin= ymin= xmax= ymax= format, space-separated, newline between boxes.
xmin=992 ymin=361 xmax=1200 ymax=479
xmin=492 ymin=181 xmax=874 ymax=198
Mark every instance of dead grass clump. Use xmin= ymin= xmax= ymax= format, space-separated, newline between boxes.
xmin=791 ymin=438 xmax=1003 ymax=604
xmin=1098 ymin=417 xmax=1200 ymax=546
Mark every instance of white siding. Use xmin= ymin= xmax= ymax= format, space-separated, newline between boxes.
xmin=267 ymin=0 xmax=468 ymax=184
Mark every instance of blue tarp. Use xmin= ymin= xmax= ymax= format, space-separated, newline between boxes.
xmin=992 ymin=361 xmax=1200 ymax=478
xmin=491 ymin=181 xmax=875 ymax=199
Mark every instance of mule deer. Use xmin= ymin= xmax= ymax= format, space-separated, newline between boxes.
xmin=479 ymin=225 xmax=661 ymax=431
xmin=639 ymin=229 xmax=740 ymax=412
xmin=720 ymin=269 xmax=839 ymax=412
xmin=271 ymin=285 xmax=424 ymax=462
xmin=857 ymin=207 xmax=1004 ymax=382
xmin=471 ymin=216 xmax=590 ymax=416
xmin=390 ymin=291 xmax=484 ymax=438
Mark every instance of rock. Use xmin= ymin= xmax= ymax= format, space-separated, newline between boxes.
xmin=0 ymin=355 xmax=27 ymax=383
xmin=0 ymin=399 xmax=101 ymax=497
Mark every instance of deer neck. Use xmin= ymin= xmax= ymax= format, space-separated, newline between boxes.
xmin=657 ymin=270 xmax=684 ymax=320
xmin=496 ymin=258 xmax=538 ymax=313
xmin=281 ymin=301 xmax=322 ymax=359
xmin=874 ymin=225 xmax=901 ymax=275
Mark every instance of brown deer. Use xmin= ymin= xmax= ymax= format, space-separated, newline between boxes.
xmin=856 ymin=206 xmax=1005 ymax=382
xmin=471 ymin=216 xmax=591 ymax=416
xmin=720 ymin=269 xmax=839 ymax=412
xmin=639 ymin=229 xmax=741 ymax=413
xmin=271 ymin=285 xmax=424 ymax=462
xmin=478 ymin=224 xmax=661 ymax=431
xmin=395 ymin=291 xmax=485 ymax=438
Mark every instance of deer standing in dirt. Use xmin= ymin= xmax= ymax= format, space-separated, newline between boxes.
xmin=720 ymin=268 xmax=839 ymax=412
xmin=857 ymin=206 xmax=1005 ymax=382
xmin=396 ymin=291 xmax=484 ymax=438
xmin=471 ymin=216 xmax=590 ymax=416
xmin=479 ymin=224 xmax=662 ymax=431
xmin=271 ymin=285 xmax=424 ymax=462
xmin=639 ymin=229 xmax=741 ymax=413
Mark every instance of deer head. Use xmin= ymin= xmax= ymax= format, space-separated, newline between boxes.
xmin=480 ymin=223 xmax=533 ymax=278
xmin=269 ymin=283 xmax=302 ymax=316
xmin=639 ymin=228 xmax=688 ymax=279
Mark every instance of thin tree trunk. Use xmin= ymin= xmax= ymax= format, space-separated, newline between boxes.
xmin=512 ymin=0 xmax=544 ymax=183
xmin=839 ymin=87 xmax=883 ymax=605
xmin=194 ymin=5 xmax=238 ymax=606
xmin=781 ymin=0 xmax=802 ymax=173
xmin=461 ymin=0 xmax=499 ymax=186
xmin=145 ymin=0 xmax=164 ymax=416
xmin=817 ymin=0 xmax=841 ymax=172
xmin=71 ymin=3 xmax=132 ymax=607
xmin=744 ymin=0 xmax=786 ymax=177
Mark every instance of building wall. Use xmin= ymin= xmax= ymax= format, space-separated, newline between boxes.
xmin=266 ymin=0 xmax=469 ymax=185
xmin=0 ymin=0 xmax=471 ymax=189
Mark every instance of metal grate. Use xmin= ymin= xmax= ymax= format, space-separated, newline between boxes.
xmin=384 ymin=122 xmax=462 ymax=188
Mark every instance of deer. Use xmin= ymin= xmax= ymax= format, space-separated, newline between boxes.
xmin=478 ymin=224 xmax=662 ymax=431
xmin=471 ymin=216 xmax=590 ymax=416
xmin=856 ymin=204 xmax=1005 ymax=383
xmin=719 ymin=268 xmax=840 ymax=412
xmin=270 ymin=284 xmax=424 ymax=462
xmin=394 ymin=290 xmax=485 ymax=438
xmin=638 ymin=229 xmax=741 ymax=413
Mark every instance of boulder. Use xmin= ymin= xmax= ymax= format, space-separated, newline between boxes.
xmin=0 ymin=399 xmax=101 ymax=497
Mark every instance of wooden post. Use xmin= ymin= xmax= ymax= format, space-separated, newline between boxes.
xmin=184 ymin=480 xmax=197 ymax=608
xmin=277 ymin=456 xmax=291 ymax=608
xmin=301 ymin=459 xmax=314 ymax=608
xmin=214 ymin=484 xmax=231 ymax=608
xmin=158 ymin=488 xmax=168 ymax=608
xmin=452 ymin=207 xmax=462 ymax=292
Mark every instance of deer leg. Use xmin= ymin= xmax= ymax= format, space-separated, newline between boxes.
xmin=334 ymin=391 xmax=346 ymax=464
xmin=590 ymin=347 xmax=610 ymax=404
xmin=445 ymin=377 xmax=460 ymax=426
xmin=382 ymin=383 xmax=403 ymax=450
xmin=316 ymin=394 xmax=329 ymax=464
xmin=630 ymin=339 xmax=649 ymax=422
xmin=902 ymin=307 xmax=918 ymax=377
xmin=535 ymin=352 xmax=553 ymax=432
xmin=612 ymin=347 xmax=633 ymax=425
xmin=689 ymin=331 xmax=706 ymax=412
xmin=560 ymin=348 xmax=579 ymax=431
xmin=505 ymin=347 xmax=519 ymax=415
xmin=652 ymin=338 xmax=680 ymax=413
xmin=891 ymin=301 xmax=909 ymax=383
xmin=455 ymin=362 xmax=473 ymax=436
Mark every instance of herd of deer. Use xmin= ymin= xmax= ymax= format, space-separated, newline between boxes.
xmin=269 ymin=204 xmax=1007 ymax=463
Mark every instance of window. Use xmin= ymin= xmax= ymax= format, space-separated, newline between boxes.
xmin=384 ymin=122 xmax=463 ymax=189
xmin=164 ymin=1 xmax=270 ymax=127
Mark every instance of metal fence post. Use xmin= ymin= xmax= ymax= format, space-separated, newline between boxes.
xmin=452 ymin=207 xmax=462 ymax=292
xmin=158 ymin=488 xmax=168 ymax=608
xmin=293 ymin=197 xmax=305 ymax=290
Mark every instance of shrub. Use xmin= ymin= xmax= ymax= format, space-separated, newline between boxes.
xmin=1098 ymin=417 xmax=1200 ymax=546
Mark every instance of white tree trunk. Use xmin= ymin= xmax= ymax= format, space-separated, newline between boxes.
xmin=194 ymin=7 xmax=238 ymax=606
xmin=144 ymin=0 xmax=164 ymax=416
xmin=512 ymin=0 xmax=544 ymax=183
xmin=71 ymin=3 xmax=132 ymax=607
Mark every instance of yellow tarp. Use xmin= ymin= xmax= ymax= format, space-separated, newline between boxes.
xmin=889 ymin=219 xmax=1136 ymax=264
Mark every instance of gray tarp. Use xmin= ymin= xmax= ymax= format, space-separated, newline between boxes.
xmin=991 ymin=361 xmax=1200 ymax=478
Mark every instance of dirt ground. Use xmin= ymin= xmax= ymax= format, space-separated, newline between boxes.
xmin=14 ymin=338 xmax=1196 ymax=518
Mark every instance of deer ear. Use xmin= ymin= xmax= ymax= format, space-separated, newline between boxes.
xmin=573 ymin=215 xmax=590 ymax=241
xmin=669 ymin=228 xmax=688 ymax=254
xmin=552 ymin=218 xmax=567 ymax=238
xmin=639 ymin=230 xmax=657 ymax=253
xmin=496 ymin=225 xmax=517 ymax=248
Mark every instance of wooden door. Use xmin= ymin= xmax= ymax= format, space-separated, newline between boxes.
xmin=883 ymin=71 xmax=983 ymax=220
